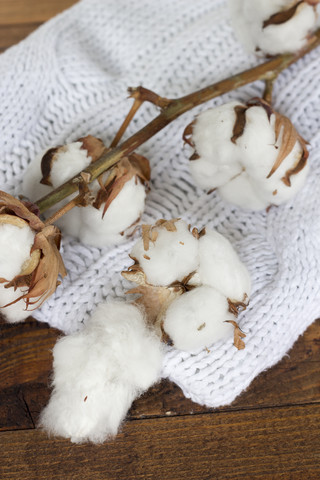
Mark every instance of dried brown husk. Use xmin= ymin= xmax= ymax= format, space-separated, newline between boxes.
xmin=40 ymin=145 xmax=65 ymax=186
xmin=0 ymin=191 xmax=66 ymax=310
xmin=182 ymin=121 xmax=195 ymax=147
xmin=267 ymin=112 xmax=309 ymax=185
xmin=225 ymin=320 xmax=246 ymax=350
xmin=122 ymin=254 xmax=194 ymax=342
xmin=78 ymin=135 xmax=106 ymax=162
xmin=231 ymin=105 xmax=248 ymax=144
xmin=240 ymin=98 xmax=309 ymax=185
xmin=227 ymin=294 xmax=249 ymax=318
xmin=262 ymin=1 xmax=304 ymax=29
xmin=93 ymin=153 xmax=150 ymax=218
xmin=40 ymin=135 xmax=106 ymax=186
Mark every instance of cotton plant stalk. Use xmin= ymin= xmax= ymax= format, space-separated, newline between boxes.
xmin=33 ymin=29 xmax=320 ymax=216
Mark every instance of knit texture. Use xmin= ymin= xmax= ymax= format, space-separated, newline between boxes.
xmin=1 ymin=0 xmax=320 ymax=408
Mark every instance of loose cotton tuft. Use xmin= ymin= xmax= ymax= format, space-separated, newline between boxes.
xmin=39 ymin=302 xmax=163 ymax=444
xmin=186 ymin=99 xmax=309 ymax=210
xmin=229 ymin=0 xmax=318 ymax=55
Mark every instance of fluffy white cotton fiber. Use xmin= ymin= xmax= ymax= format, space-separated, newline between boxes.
xmin=0 ymin=223 xmax=35 ymax=322
xmin=229 ymin=0 xmax=318 ymax=55
xmin=163 ymin=286 xmax=235 ymax=352
xmin=130 ymin=219 xmax=199 ymax=286
xmin=39 ymin=302 xmax=163 ymax=443
xmin=190 ymin=102 xmax=244 ymax=190
xmin=198 ymin=230 xmax=251 ymax=302
xmin=57 ymin=177 xmax=146 ymax=247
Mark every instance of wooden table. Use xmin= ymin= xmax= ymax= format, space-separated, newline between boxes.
xmin=1 ymin=1 xmax=320 ymax=478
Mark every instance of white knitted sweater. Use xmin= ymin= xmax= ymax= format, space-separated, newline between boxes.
xmin=1 ymin=0 xmax=320 ymax=408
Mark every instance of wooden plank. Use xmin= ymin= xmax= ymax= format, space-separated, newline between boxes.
xmin=0 ymin=23 xmax=42 ymax=52
xmin=0 ymin=317 xmax=60 ymax=388
xmin=0 ymin=0 xmax=78 ymax=25
xmin=1 ymin=404 xmax=320 ymax=479
xmin=0 ymin=317 xmax=319 ymax=430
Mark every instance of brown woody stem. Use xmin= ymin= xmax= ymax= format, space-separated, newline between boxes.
xmin=110 ymin=98 xmax=144 ymax=149
xmin=263 ymin=76 xmax=277 ymax=104
xmin=44 ymin=196 xmax=81 ymax=226
xmin=110 ymin=87 xmax=172 ymax=148
xmin=36 ymin=29 xmax=320 ymax=214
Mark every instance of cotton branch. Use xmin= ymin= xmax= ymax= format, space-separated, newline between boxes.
xmin=36 ymin=28 xmax=320 ymax=214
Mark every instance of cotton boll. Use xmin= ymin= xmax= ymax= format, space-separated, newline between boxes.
xmin=130 ymin=219 xmax=199 ymax=286
xmin=189 ymin=102 xmax=244 ymax=190
xmin=75 ymin=178 xmax=146 ymax=247
xmin=258 ymin=3 xmax=317 ymax=55
xmin=55 ymin=177 xmax=146 ymax=247
xmin=40 ymin=302 xmax=163 ymax=443
xmin=198 ymin=230 xmax=251 ymax=302
xmin=163 ymin=286 xmax=235 ymax=352
xmin=234 ymin=105 xmax=309 ymax=208
xmin=188 ymin=100 xmax=309 ymax=210
xmin=229 ymin=0 xmax=317 ymax=55
xmin=23 ymin=142 xmax=149 ymax=247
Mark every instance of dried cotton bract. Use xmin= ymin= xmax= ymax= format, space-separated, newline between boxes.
xmin=123 ymin=219 xmax=250 ymax=352
xmin=229 ymin=0 xmax=319 ymax=55
xmin=23 ymin=136 xmax=150 ymax=247
xmin=40 ymin=303 xmax=163 ymax=444
xmin=0 ymin=192 xmax=66 ymax=322
xmin=185 ymin=99 xmax=309 ymax=210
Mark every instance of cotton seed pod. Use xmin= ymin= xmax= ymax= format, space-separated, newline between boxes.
xmin=122 ymin=219 xmax=250 ymax=352
xmin=185 ymin=98 xmax=309 ymax=210
xmin=0 ymin=191 xmax=66 ymax=322
xmin=229 ymin=0 xmax=319 ymax=56
xmin=22 ymin=136 xmax=151 ymax=247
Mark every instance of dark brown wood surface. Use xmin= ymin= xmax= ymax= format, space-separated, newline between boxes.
xmin=0 ymin=1 xmax=320 ymax=478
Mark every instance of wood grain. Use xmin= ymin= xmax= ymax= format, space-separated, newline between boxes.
xmin=1 ymin=404 xmax=320 ymax=480
xmin=0 ymin=0 xmax=78 ymax=52
xmin=0 ymin=317 xmax=319 ymax=431
xmin=0 ymin=0 xmax=77 ymax=25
